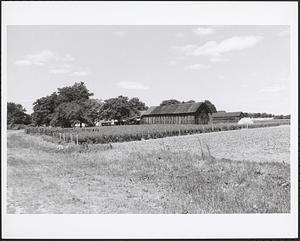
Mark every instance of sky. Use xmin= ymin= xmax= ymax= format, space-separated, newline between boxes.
xmin=7 ymin=25 xmax=290 ymax=115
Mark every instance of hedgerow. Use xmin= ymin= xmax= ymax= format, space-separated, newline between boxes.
xmin=24 ymin=120 xmax=289 ymax=145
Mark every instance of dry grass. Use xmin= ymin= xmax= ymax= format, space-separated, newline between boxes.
xmin=114 ymin=125 xmax=290 ymax=163
xmin=7 ymin=127 xmax=290 ymax=214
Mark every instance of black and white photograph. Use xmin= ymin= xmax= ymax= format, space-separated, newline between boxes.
xmin=1 ymin=1 xmax=298 ymax=239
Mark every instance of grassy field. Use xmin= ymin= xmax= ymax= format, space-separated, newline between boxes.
xmin=7 ymin=126 xmax=290 ymax=214
xmin=114 ymin=125 xmax=290 ymax=163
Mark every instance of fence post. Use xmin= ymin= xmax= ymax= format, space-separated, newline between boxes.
xmin=70 ymin=134 xmax=73 ymax=143
xmin=76 ymin=134 xmax=79 ymax=145
xmin=59 ymin=133 xmax=62 ymax=140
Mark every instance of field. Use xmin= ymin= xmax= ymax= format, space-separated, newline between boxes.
xmin=7 ymin=125 xmax=290 ymax=213
xmin=25 ymin=119 xmax=290 ymax=144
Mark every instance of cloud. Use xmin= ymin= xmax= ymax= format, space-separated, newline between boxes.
xmin=277 ymin=29 xmax=290 ymax=37
xmin=62 ymin=64 xmax=71 ymax=68
xmin=172 ymin=44 xmax=197 ymax=54
xmin=175 ymin=33 xmax=185 ymax=38
xmin=193 ymin=27 xmax=215 ymax=36
xmin=14 ymin=59 xmax=32 ymax=66
xmin=26 ymin=49 xmax=55 ymax=65
xmin=114 ymin=31 xmax=126 ymax=37
xmin=48 ymin=68 xmax=71 ymax=74
xmin=14 ymin=50 xmax=75 ymax=66
xmin=48 ymin=63 xmax=72 ymax=75
xmin=174 ymin=36 xmax=262 ymax=57
xmin=209 ymin=56 xmax=229 ymax=62
xmin=61 ymin=54 xmax=75 ymax=62
xmin=72 ymin=70 xmax=90 ymax=76
xmin=168 ymin=60 xmax=178 ymax=65
xmin=184 ymin=64 xmax=210 ymax=70
xmin=259 ymin=84 xmax=284 ymax=93
xmin=116 ymin=81 xmax=149 ymax=90
xmin=48 ymin=65 xmax=90 ymax=76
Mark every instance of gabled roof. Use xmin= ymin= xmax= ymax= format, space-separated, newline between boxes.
xmin=212 ymin=111 xmax=244 ymax=118
xmin=141 ymin=102 xmax=205 ymax=116
xmin=139 ymin=106 xmax=157 ymax=116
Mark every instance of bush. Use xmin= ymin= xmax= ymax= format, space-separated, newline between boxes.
xmin=8 ymin=124 xmax=27 ymax=130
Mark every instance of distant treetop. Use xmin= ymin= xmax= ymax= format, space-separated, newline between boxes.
xmin=160 ymin=99 xmax=181 ymax=106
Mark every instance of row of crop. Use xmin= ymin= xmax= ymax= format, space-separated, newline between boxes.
xmin=25 ymin=121 xmax=285 ymax=145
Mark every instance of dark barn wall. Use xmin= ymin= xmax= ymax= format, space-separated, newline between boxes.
xmin=195 ymin=109 xmax=210 ymax=124
xmin=141 ymin=112 xmax=212 ymax=125
xmin=141 ymin=114 xmax=196 ymax=124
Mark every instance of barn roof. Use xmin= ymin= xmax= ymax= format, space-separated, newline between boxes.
xmin=139 ymin=106 xmax=157 ymax=116
xmin=141 ymin=102 xmax=205 ymax=116
xmin=212 ymin=111 xmax=244 ymax=118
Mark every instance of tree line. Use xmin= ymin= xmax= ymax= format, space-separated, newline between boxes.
xmin=7 ymin=82 xmax=149 ymax=128
xmin=30 ymin=82 xmax=149 ymax=128
xmin=7 ymin=81 xmax=289 ymax=129
xmin=243 ymin=112 xmax=290 ymax=119
xmin=7 ymin=102 xmax=32 ymax=128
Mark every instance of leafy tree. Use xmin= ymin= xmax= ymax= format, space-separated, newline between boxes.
xmin=81 ymin=99 xmax=103 ymax=126
xmin=23 ymin=115 xmax=32 ymax=125
xmin=204 ymin=100 xmax=217 ymax=113
xmin=243 ymin=112 xmax=276 ymax=118
xmin=32 ymin=93 xmax=58 ymax=126
xmin=32 ymin=82 xmax=95 ymax=127
xmin=160 ymin=99 xmax=181 ymax=106
xmin=159 ymin=99 xmax=217 ymax=114
xmin=185 ymin=100 xmax=196 ymax=103
xmin=129 ymin=97 xmax=148 ymax=115
xmin=56 ymin=81 xmax=93 ymax=105
xmin=50 ymin=102 xmax=84 ymax=128
xmin=7 ymin=102 xmax=32 ymax=126
xmin=100 ymin=96 xmax=147 ymax=121
xmin=274 ymin=114 xmax=290 ymax=119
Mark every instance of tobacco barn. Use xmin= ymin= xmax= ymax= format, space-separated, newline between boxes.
xmin=211 ymin=111 xmax=244 ymax=124
xmin=140 ymin=102 xmax=212 ymax=125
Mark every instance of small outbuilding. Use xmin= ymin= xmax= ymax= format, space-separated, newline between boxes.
xmin=212 ymin=111 xmax=244 ymax=124
xmin=238 ymin=117 xmax=254 ymax=125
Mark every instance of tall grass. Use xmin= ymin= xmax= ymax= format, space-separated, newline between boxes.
xmin=7 ymin=131 xmax=290 ymax=213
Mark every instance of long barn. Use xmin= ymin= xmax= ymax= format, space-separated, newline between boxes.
xmin=140 ymin=102 xmax=212 ymax=125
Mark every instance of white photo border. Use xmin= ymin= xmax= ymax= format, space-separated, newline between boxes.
xmin=1 ymin=1 xmax=298 ymax=239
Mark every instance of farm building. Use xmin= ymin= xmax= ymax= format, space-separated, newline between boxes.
xmin=212 ymin=111 xmax=244 ymax=124
xmin=140 ymin=102 xmax=212 ymax=125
